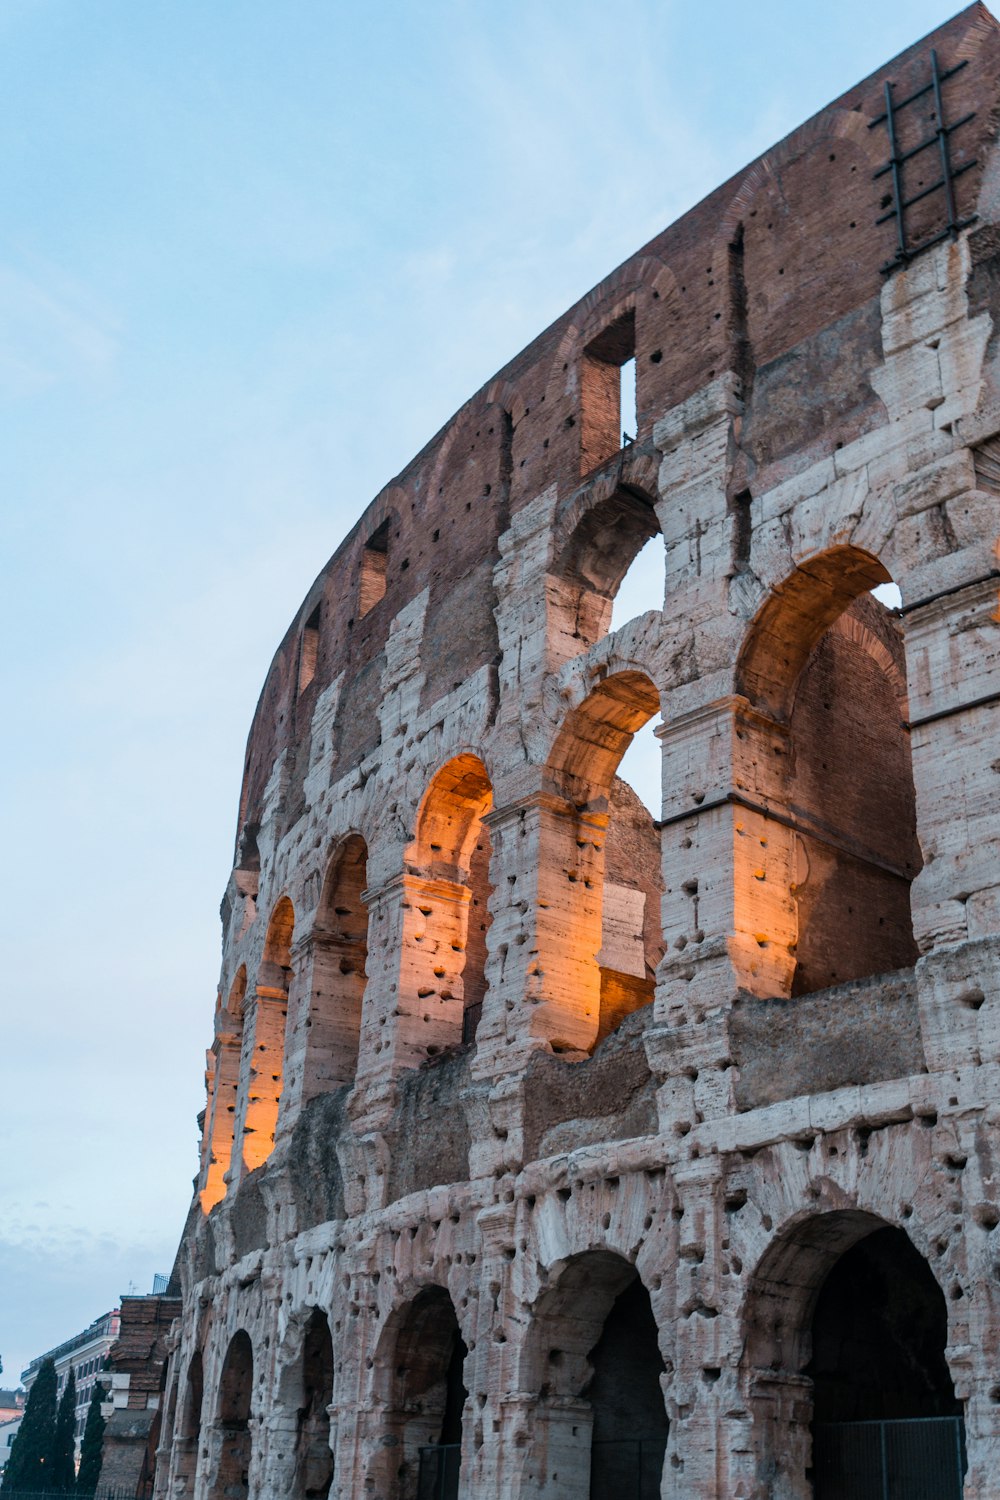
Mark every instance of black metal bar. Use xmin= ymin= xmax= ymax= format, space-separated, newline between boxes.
xmin=873 ymin=113 xmax=975 ymax=177
xmin=877 ymin=160 xmax=976 ymax=220
xmin=932 ymin=50 xmax=961 ymax=234
xmin=868 ymin=57 xmax=968 ymax=125
xmin=881 ymin=216 xmax=977 ymax=271
xmin=882 ymin=79 xmax=908 ymax=263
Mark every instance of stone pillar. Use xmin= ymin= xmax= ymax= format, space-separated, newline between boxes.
xmin=656 ymin=696 xmax=796 ymax=1018
xmin=472 ymin=792 xmax=606 ymax=1077
xmin=350 ymin=873 xmax=467 ymax=1128
xmin=199 ymin=1019 xmax=241 ymax=1213
xmin=905 ymin=571 xmax=1000 ymax=1070
xmin=276 ymin=929 xmax=365 ymax=1142
xmin=647 ymin=696 xmax=796 ymax=1131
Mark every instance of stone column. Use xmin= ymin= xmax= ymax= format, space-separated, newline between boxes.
xmin=349 ymin=873 xmax=468 ymax=1129
xmin=905 ymin=570 xmax=1000 ymax=1070
xmin=275 ymin=929 xmax=365 ymax=1143
xmin=472 ymin=791 xmax=606 ymax=1078
xmin=647 ymin=696 xmax=796 ymax=1132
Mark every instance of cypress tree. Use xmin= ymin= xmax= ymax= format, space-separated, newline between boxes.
xmin=51 ymin=1369 xmax=77 ymax=1491
xmin=75 ymin=1384 xmax=106 ymax=1497
xmin=1 ymin=1356 xmax=57 ymax=1493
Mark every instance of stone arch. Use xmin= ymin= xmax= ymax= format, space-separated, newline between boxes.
xmin=543 ymin=670 xmax=665 ymax=1052
xmin=742 ymin=1210 xmax=963 ymax=1498
xmin=167 ymin=1348 xmax=203 ymax=1499
xmin=518 ymin=1250 xmax=668 ymax=1499
xmin=549 ymin=468 xmax=663 ymax=653
xmin=240 ymin=899 xmax=294 ymax=1174
xmin=200 ymin=968 xmax=246 ymax=1211
xmin=737 ymin=546 xmax=893 ymax=721
xmin=209 ymin=1331 xmax=254 ymax=1500
xmin=405 ymin=753 xmax=495 ymax=1050
xmin=366 ymin=1284 xmax=468 ymax=1500
xmin=735 ymin=546 xmax=920 ymax=997
xmin=272 ymin=1307 xmax=335 ymax=1500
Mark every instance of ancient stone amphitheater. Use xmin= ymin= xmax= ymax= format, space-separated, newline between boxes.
xmin=152 ymin=9 xmax=1000 ymax=1497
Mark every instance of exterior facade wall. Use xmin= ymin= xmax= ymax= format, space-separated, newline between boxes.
xmin=22 ymin=1311 xmax=120 ymax=1463
xmin=156 ymin=9 xmax=1000 ymax=1498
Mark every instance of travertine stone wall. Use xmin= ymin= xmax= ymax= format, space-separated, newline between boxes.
xmin=155 ymin=9 xmax=1000 ymax=1498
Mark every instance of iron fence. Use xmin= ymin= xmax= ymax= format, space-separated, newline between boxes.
xmin=0 ymin=1490 xmax=143 ymax=1500
xmin=417 ymin=1442 xmax=461 ymax=1500
xmin=590 ymin=1437 xmax=668 ymax=1500
xmin=813 ymin=1415 xmax=966 ymax=1500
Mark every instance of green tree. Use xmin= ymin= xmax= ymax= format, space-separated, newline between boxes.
xmin=75 ymin=1384 xmax=106 ymax=1497
xmin=51 ymin=1370 xmax=77 ymax=1491
xmin=1 ymin=1356 xmax=57 ymax=1493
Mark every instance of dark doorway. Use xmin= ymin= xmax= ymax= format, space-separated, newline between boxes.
xmin=393 ymin=1288 xmax=465 ymax=1500
xmin=294 ymin=1308 xmax=334 ymax=1499
xmin=586 ymin=1277 xmax=668 ymax=1500
xmin=809 ymin=1228 xmax=964 ymax=1498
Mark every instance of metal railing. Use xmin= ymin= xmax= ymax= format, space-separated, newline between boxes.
xmin=813 ymin=1415 xmax=966 ymax=1500
xmin=417 ymin=1443 xmax=461 ymax=1500
xmin=589 ymin=1437 xmax=668 ymax=1500
xmin=0 ymin=1490 xmax=142 ymax=1500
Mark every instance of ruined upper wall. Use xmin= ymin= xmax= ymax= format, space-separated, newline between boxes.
xmin=235 ymin=3 xmax=1000 ymax=854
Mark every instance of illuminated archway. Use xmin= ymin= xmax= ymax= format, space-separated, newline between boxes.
xmin=406 ymin=754 xmax=494 ymax=1052
xmin=240 ymin=899 xmax=294 ymax=1173
xmin=736 ymin=547 xmax=919 ymax=997
xmin=200 ymin=968 xmax=245 ymax=1211
xmin=544 ymin=671 xmax=664 ymax=1052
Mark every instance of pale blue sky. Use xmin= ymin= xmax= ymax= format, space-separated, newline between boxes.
xmin=0 ymin=0 xmax=960 ymax=1381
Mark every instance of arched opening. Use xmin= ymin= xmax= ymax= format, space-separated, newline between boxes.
xmin=407 ymin=755 xmax=494 ymax=1052
xmin=546 ymin=672 xmax=665 ymax=1053
xmin=745 ymin=1213 xmax=964 ymax=1498
xmin=809 ymin=1228 xmax=963 ymax=1496
xmin=201 ymin=969 xmax=246 ymax=1212
xmin=292 ymin=1309 xmax=334 ymax=1500
xmin=370 ymin=1287 xmax=467 ymax=1500
xmin=211 ymin=1333 xmax=253 ymax=1500
xmin=166 ymin=1351 xmax=202 ymax=1499
xmin=307 ymin=835 xmax=369 ymax=1091
xmin=522 ymin=1252 xmax=668 ymax=1499
xmin=555 ymin=487 xmax=661 ymax=652
xmin=241 ymin=899 xmax=294 ymax=1173
xmin=737 ymin=548 xmax=920 ymax=998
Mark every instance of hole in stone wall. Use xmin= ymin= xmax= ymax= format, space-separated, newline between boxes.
xmin=297 ymin=605 xmax=320 ymax=695
xmin=359 ymin=519 xmax=390 ymax=617
xmin=580 ymin=309 xmax=636 ymax=474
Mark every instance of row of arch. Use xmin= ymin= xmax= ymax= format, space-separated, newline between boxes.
xmin=203 ymin=531 xmax=924 ymax=1203
xmin=163 ymin=1209 xmax=964 ymax=1498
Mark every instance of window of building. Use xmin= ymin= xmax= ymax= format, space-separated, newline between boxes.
xmin=580 ymin=309 xmax=637 ymax=474
xmin=359 ymin=520 xmax=390 ymax=616
xmin=297 ymin=605 xmax=320 ymax=695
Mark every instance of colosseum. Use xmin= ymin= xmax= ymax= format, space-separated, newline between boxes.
xmin=151 ymin=8 xmax=1000 ymax=1498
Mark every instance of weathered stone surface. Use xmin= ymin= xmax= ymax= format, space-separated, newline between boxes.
xmin=152 ymin=11 xmax=1000 ymax=1500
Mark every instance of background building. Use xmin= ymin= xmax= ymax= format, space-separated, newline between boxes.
xmin=22 ymin=1310 xmax=120 ymax=1461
